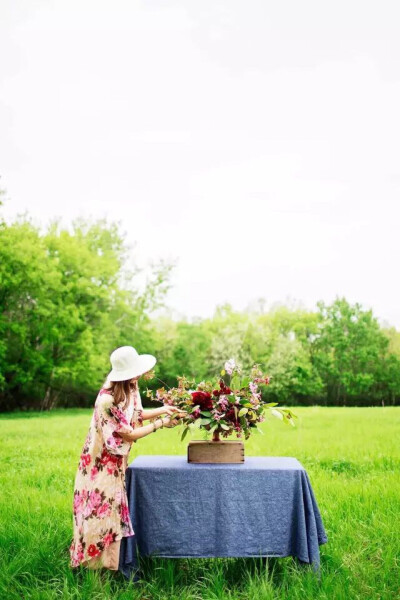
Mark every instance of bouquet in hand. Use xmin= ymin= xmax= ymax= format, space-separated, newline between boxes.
xmin=146 ymin=359 xmax=297 ymax=442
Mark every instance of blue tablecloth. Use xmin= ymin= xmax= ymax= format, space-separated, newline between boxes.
xmin=119 ymin=455 xmax=327 ymax=580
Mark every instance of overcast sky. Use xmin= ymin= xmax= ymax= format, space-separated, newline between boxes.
xmin=1 ymin=1 xmax=399 ymax=326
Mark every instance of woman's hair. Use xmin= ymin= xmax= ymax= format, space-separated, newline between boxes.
xmin=107 ymin=378 xmax=138 ymax=410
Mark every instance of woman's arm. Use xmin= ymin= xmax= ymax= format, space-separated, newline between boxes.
xmin=118 ymin=415 xmax=178 ymax=443
xmin=141 ymin=406 xmax=181 ymax=421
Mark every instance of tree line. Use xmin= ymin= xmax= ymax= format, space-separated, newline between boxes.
xmin=1 ymin=211 xmax=399 ymax=411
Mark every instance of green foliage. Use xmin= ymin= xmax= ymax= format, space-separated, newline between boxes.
xmin=313 ymin=298 xmax=400 ymax=405
xmin=0 ymin=216 xmax=172 ymax=410
xmin=152 ymin=300 xmax=400 ymax=407
xmin=1 ymin=211 xmax=399 ymax=409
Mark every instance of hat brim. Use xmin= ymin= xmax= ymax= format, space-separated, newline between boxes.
xmin=107 ymin=354 xmax=157 ymax=382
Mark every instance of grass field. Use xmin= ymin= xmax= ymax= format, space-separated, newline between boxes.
xmin=0 ymin=406 xmax=399 ymax=600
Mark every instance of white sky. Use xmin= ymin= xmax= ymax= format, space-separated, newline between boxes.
xmin=1 ymin=1 xmax=400 ymax=326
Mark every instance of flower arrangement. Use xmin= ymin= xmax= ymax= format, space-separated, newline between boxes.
xmin=146 ymin=358 xmax=297 ymax=442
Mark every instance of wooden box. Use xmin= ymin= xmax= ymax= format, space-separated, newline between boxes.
xmin=187 ymin=440 xmax=244 ymax=463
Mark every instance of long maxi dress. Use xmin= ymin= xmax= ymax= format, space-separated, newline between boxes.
xmin=69 ymin=385 xmax=143 ymax=570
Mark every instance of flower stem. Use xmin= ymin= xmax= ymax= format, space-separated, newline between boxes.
xmin=212 ymin=429 xmax=221 ymax=442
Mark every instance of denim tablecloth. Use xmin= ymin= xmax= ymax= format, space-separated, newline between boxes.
xmin=119 ymin=455 xmax=327 ymax=579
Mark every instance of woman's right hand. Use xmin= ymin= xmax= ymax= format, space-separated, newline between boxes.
xmin=162 ymin=416 xmax=180 ymax=428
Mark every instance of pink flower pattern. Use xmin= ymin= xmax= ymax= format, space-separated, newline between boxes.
xmin=69 ymin=386 xmax=143 ymax=568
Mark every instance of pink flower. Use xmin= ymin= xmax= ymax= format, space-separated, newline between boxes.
xmin=249 ymin=382 xmax=258 ymax=394
xmin=73 ymin=492 xmax=84 ymax=513
xmin=70 ymin=541 xmax=85 ymax=566
xmin=76 ymin=549 xmax=84 ymax=562
xmin=106 ymin=435 xmax=118 ymax=450
xmin=75 ymin=542 xmax=84 ymax=561
xmin=97 ymin=502 xmax=112 ymax=518
xmin=110 ymin=406 xmax=130 ymax=426
xmin=212 ymin=412 xmax=223 ymax=421
xmin=88 ymin=490 xmax=102 ymax=511
xmin=90 ymin=466 xmax=99 ymax=481
xmin=217 ymin=396 xmax=229 ymax=411
xmin=120 ymin=502 xmax=130 ymax=525
xmin=102 ymin=532 xmax=114 ymax=548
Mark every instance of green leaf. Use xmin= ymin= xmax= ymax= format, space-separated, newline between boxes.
xmin=220 ymin=423 xmax=230 ymax=430
xmin=238 ymin=407 xmax=248 ymax=417
xmin=264 ymin=402 xmax=279 ymax=407
xmin=180 ymin=427 xmax=189 ymax=442
xmin=228 ymin=395 xmax=237 ymax=403
xmin=220 ymin=369 xmax=226 ymax=376
xmin=199 ymin=418 xmax=212 ymax=425
xmin=200 ymin=411 xmax=212 ymax=417
xmin=241 ymin=376 xmax=250 ymax=388
xmin=231 ymin=375 xmax=240 ymax=390
xmin=238 ymin=398 xmax=250 ymax=405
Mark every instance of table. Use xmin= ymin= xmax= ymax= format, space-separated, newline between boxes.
xmin=118 ymin=455 xmax=327 ymax=580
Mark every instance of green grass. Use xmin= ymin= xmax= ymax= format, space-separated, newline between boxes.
xmin=0 ymin=406 xmax=399 ymax=599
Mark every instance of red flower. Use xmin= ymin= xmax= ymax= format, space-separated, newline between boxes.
xmin=87 ymin=544 xmax=100 ymax=557
xmin=225 ymin=407 xmax=239 ymax=425
xmin=191 ymin=391 xmax=213 ymax=411
xmin=80 ymin=453 xmax=91 ymax=468
xmin=212 ymin=380 xmax=231 ymax=397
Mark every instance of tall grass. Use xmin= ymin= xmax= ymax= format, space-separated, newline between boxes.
xmin=0 ymin=407 xmax=399 ymax=599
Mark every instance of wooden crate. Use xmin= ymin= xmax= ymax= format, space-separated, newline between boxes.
xmin=187 ymin=440 xmax=244 ymax=463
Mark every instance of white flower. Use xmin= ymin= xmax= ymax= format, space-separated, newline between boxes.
xmin=224 ymin=358 xmax=236 ymax=375
xmin=271 ymin=409 xmax=283 ymax=420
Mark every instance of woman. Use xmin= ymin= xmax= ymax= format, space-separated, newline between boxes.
xmin=69 ymin=345 xmax=184 ymax=571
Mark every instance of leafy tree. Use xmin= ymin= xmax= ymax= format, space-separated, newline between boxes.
xmin=0 ymin=216 xmax=172 ymax=411
xmin=1 ymin=203 xmax=399 ymax=409
xmin=313 ymin=298 xmax=391 ymax=405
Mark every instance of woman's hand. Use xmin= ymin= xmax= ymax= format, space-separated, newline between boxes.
xmin=162 ymin=416 xmax=180 ymax=428
xmin=162 ymin=412 xmax=186 ymax=428
xmin=161 ymin=405 xmax=187 ymax=417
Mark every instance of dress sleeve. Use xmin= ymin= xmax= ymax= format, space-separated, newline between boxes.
xmin=96 ymin=396 xmax=135 ymax=456
xmin=132 ymin=388 xmax=144 ymax=428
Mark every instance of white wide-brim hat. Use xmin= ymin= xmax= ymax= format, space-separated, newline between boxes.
xmin=107 ymin=345 xmax=157 ymax=382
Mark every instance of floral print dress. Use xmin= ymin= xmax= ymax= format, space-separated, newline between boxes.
xmin=69 ymin=386 xmax=143 ymax=568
